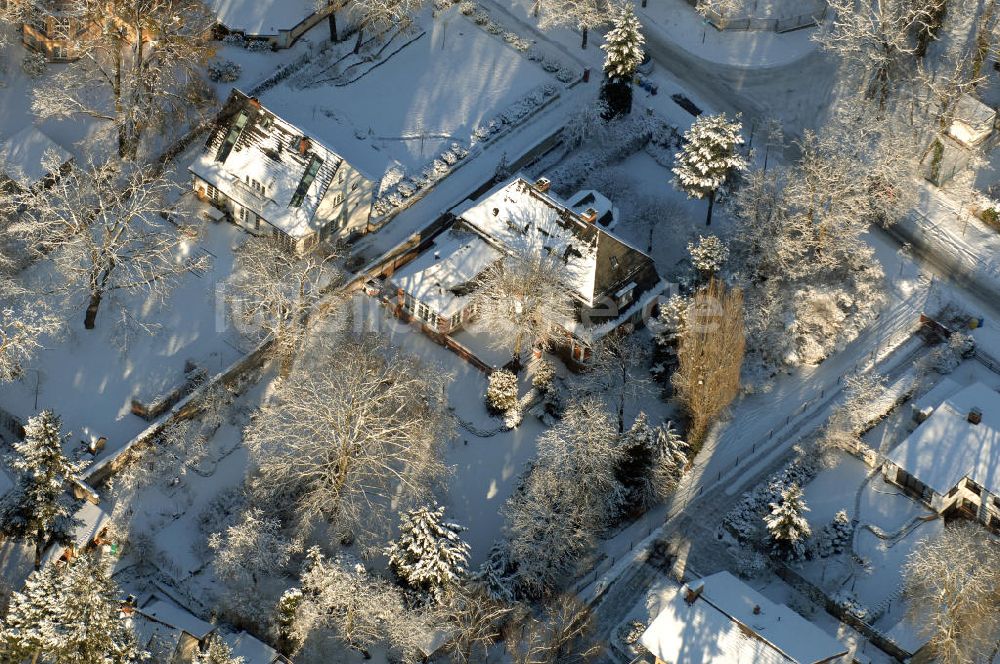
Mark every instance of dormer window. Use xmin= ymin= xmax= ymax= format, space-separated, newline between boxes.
xmin=216 ymin=110 xmax=248 ymax=162
xmin=245 ymin=176 xmax=265 ymax=196
xmin=290 ymin=155 xmax=323 ymax=208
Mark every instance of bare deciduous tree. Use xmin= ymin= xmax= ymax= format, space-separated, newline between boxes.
xmin=817 ymin=0 xmax=936 ymax=111
xmin=349 ymin=0 xmax=426 ymax=53
xmin=440 ymin=585 xmax=512 ymax=664
xmin=575 ymin=327 xmax=649 ymax=433
xmin=226 ymin=237 xmax=340 ymax=376
xmin=291 ymin=547 xmax=434 ymax=662
xmin=11 ymin=157 xmax=207 ymax=329
xmin=244 ymin=327 xmax=453 ymax=548
xmin=32 ymin=0 xmax=215 ymax=159
xmin=504 ymin=399 xmax=623 ymax=596
xmin=507 ymin=594 xmax=602 ymax=664
xmin=672 ymin=279 xmax=744 ymax=450
xmin=903 ymin=521 xmax=1000 ymax=664
xmin=0 ymin=277 xmax=62 ymax=383
xmin=469 ymin=251 xmax=575 ymax=371
xmin=539 ymin=0 xmax=609 ymax=48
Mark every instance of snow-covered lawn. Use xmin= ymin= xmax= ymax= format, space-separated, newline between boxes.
xmin=351 ymin=294 xmax=544 ymax=564
xmin=798 ymin=451 xmax=940 ymax=614
xmin=0 ymin=205 xmax=249 ymax=466
xmin=260 ymin=7 xmax=554 ymax=183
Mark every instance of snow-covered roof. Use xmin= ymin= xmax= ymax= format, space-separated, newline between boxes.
xmin=223 ymin=630 xmax=287 ymax=663
xmin=948 ymin=94 xmax=996 ymax=147
xmin=131 ymin=613 xmax=184 ymax=661
xmin=455 ymin=176 xmax=656 ymax=309
xmin=190 ymin=89 xmax=361 ymax=238
xmin=137 ymin=594 xmax=215 ymax=640
xmin=564 ymin=189 xmax=617 ymax=228
xmin=0 ymin=126 xmax=72 ymax=188
xmin=40 ymin=500 xmax=111 ymax=567
xmin=391 ymin=230 xmax=501 ymax=318
xmin=641 ymin=572 xmax=847 ymax=664
xmin=207 ymin=0 xmax=315 ymax=35
xmin=888 ymin=381 xmax=1000 ymax=496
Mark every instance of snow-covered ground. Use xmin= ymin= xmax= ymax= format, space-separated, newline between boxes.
xmin=0 ymin=197 xmax=249 ymax=466
xmin=207 ymin=0 xmax=316 ymax=34
xmin=260 ymin=7 xmax=555 ymax=183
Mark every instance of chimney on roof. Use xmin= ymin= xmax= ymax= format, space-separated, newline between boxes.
xmin=248 ymin=97 xmax=261 ymax=108
xmin=580 ymin=207 xmax=598 ymax=224
xmin=969 ymin=407 xmax=983 ymax=425
xmin=684 ymin=580 xmax=705 ymax=605
xmin=298 ymin=137 xmax=311 ymax=155
xmin=535 ymin=177 xmax=551 ymax=193
xmin=753 ymin=605 xmax=761 ymax=615
xmin=434 ymin=251 xmax=440 ymax=260
xmin=492 ymin=207 xmax=500 ymax=216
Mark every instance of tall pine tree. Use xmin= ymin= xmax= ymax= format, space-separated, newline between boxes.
xmin=672 ymin=113 xmax=748 ymax=225
xmin=616 ymin=414 xmax=689 ymax=512
xmin=0 ymin=410 xmax=84 ymax=568
xmin=764 ymin=483 xmax=812 ymax=560
xmin=2 ymin=552 xmax=149 ymax=663
xmin=600 ymin=3 xmax=645 ymax=118
xmin=386 ymin=504 xmax=470 ymax=602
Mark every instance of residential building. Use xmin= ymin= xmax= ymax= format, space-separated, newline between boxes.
xmin=387 ymin=175 xmax=663 ymax=365
xmin=206 ymin=0 xmax=336 ymax=49
xmin=124 ymin=592 xmax=216 ymax=663
xmin=0 ymin=125 xmax=72 ymax=191
xmin=640 ymin=572 xmax=848 ymax=664
xmin=189 ymin=89 xmax=375 ymax=254
xmin=222 ymin=631 xmax=293 ymax=664
xmin=884 ymin=381 xmax=1000 ymax=529
xmin=20 ymin=0 xmax=95 ymax=62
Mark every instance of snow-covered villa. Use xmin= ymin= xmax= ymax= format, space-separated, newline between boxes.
xmin=189 ymin=89 xmax=375 ymax=254
xmin=885 ymin=381 xmax=1000 ymax=530
xmin=639 ymin=571 xmax=848 ymax=664
xmin=206 ymin=0 xmax=335 ymax=49
xmin=387 ymin=175 xmax=663 ymax=365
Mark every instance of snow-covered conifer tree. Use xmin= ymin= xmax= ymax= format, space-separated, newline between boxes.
xmin=672 ymin=113 xmax=747 ymax=225
xmin=0 ymin=410 xmax=85 ymax=569
xmin=600 ymin=3 xmax=644 ymax=117
xmin=386 ymin=503 xmax=471 ymax=602
xmin=688 ymin=235 xmax=729 ymax=278
xmin=1 ymin=552 xmax=148 ymax=663
xmin=601 ymin=4 xmax=644 ymax=79
xmin=655 ymin=420 xmax=689 ymax=490
xmin=764 ymin=483 xmax=812 ymax=559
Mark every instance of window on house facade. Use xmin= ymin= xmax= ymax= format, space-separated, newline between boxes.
xmin=245 ymin=175 xmax=265 ymax=196
xmin=450 ymin=311 xmax=462 ymax=330
xmin=52 ymin=44 xmax=68 ymax=60
xmin=403 ymin=293 xmax=415 ymax=313
xmin=339 ymin=170 xmax=346 ymax=183
xmin=966 ymin=480 xmax=982 ymax=496
xmin=332 ymin=192 xmax=343 ymax=206
xmin=617 ymin=285 xmax=635 ymax=309
xmin=52 ymin=17 xmax=71 ymax=39
xmin=206 ymin=183 xmax=219 ymax=201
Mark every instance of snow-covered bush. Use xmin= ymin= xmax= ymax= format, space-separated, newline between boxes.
xmin=222 ymin=33 xmax=245 ymax=46
xmin=814 ymin=510 xmax=853 ymax=558
xmin=473 ymin=10 xmax=490 ymax=24
xmin=924 ymin=331 xmax=976 ymax=374
xmin=486 ymin=369 xmax=519 ymax=413
xmin=433 ymin=0 xmax=451 ymax=10
xmin=832 ymin=590 xmax=870 ymax=621
xmin=486 ymin=22 xmax=503 ymax=35
xmin=246 ymin=39 xmax=272 ymax=52
xmin=197 ymin=487 xmax=247 ymax=539
xmin=530 ymin=358 xmax=556 ymax=391
xmin=618 ymin=619 xmax=647 ymax=646
xmin=736 ymin=549 xmax=768 ymax=579
xmin=723 ymin=449 xmax=824 ymax=544
xmin=397 ymin=181 xmax=418 ymax=198
xmin=207 ymin=59 xmax=242 ymax=83
xmin=503 ymin=406 xmax=524 ymax=429
xmin=21 ymin=52 xmax=47 ymax=79
xmin=688 ymin=235 xmax=729 ymax=276
xmin=555 ymin=68 xmax=577 ymax=83
xmin=459 ymin=0 xmax=477 ymax=13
